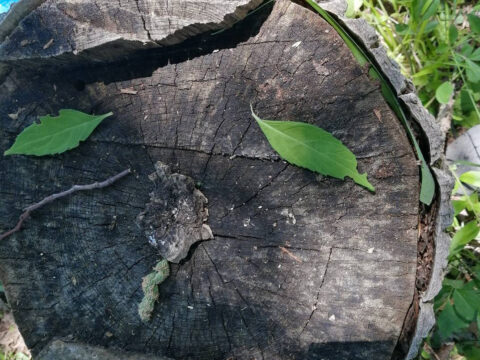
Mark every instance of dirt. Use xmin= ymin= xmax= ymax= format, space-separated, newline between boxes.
xmin=0 ymin=300 xmax=31 ymax=358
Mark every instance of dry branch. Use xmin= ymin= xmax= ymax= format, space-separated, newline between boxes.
xmin=0 ymin=169 xmax=131 ymax=241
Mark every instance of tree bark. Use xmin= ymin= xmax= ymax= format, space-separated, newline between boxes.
xmin=0 ymin=0 xmax=450 ymax=359
xmin=315 ymin=2 xmax=453 ymax=358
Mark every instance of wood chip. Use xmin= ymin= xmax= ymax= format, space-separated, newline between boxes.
xmin=7 ymin=108 xmax=24 ymax=120
xmin=279 ymin=246 xmax=302 ymax=263
xmin=373 ymin=109 xmax=382 ymax=122
xmin=43 ymin=38 xmax=54 ymax=50
xmin=120 ymin=88 xmax=138 ymax=95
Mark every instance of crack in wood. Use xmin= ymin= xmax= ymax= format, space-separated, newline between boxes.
xmin=299 ymin=247 xmax=333 ymax=337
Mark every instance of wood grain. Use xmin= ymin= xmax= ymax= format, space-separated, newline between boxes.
xmin=0 ymin=1 xmax=420 ymax=359
xmin=0 ymin=0 xmax=262 ymax=65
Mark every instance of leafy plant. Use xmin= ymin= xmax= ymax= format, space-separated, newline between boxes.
xmin=351 ymin=0 xmax=480 ymax=129
xmin=251 ymin=106 xmax=375 ymax=191
xmin=305 ymin=0 xmax=435 ymax=204
xmin=426 ymin=165 xmax=480 ymax=357
xmin=4 ymin=110 xmax=112 ymax=156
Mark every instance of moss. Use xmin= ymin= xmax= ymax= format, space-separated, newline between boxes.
xmin=138 ymin=259 xmax=170 ymax=322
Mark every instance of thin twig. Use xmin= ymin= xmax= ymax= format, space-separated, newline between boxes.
xmin=0 ymin=169 xmax=131 ymax=241
xmin=423 ymin=342 xmax=441 ymax=360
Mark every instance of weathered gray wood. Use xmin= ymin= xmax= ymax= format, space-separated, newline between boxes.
xmin=0 ymin=0 xmax=432 ymax=359
xmin=319 ymin=1 xmax=454 ymax=359
xmin=0 ymin=0 xmax=262 ymax=66
xmin=0 ymin=0 xmax=45 ymax=42
xmin=37 ymin=340 xmax=173 ymax=360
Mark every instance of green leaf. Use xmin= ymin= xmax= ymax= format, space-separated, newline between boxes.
xmin=14 ymin=353 xmax=30 ymax=360
xmin=451 ymin=193 xmax=480 ymax=215
xmin=395 ymin=23 xmax=409 ymax=35
xmin=465 ymin=58 xmax=480 ymax=83
xmin=470 ymin=48 xmax=480 ymax=62
xmin=454 ymin=160 xmax=480 ymax=167
xmin=474 ymin=263 xmax=480 ymax=279
xmin=452 ymin=198 xmax=468 ymax=216
xmin=434 ymin=286 xmax=452 ymax=311
xmin=463 ymin=111 xmax=480 ymax=127
xmin=304 ymin=0 xmax=435 ymax=205
xmin=436 ymin=301 xmax=470 ymax=339
xmin=459 ymin=343 xmax=480 ymax=359
xmin=460 ymin=171 xmax=480 ymax=187
xmin=251 ymin=106 xmax=375 ymax=192
xmin=420 ymin=349 xmax=431 ymax=359
xmin=4 ymin=110 xmax=112 ymax=156
xmin=436 ymin=82 xmax=454 ymax=104
xmin=449 ymin=220 xmax=480 ymax=256
xmin=345 ymin=0 xmax=362 ymax=18
xmin=412 ymin=0 xmax=423 ymax=22
xmin=453 ymin=288 xmax=480 ymax=321
xmin=443 ymin=278 xmax=466 ymax=289
xmin=461 ymin=45 xmax=474 ymax=58
xmin=424 ymin=20 xmax=438 ymax=33
xmin=420 ymin=0 xmax=439 ymax=22
xmin=468 ymin=13 xmax=480 ymax=34
xmin=460 ymin=88 xmax=477 ymax=113
xmin=449 ymin=24 xmax=458 ymax=44
xmin=467 ymin=192 xmax=480 ymax=213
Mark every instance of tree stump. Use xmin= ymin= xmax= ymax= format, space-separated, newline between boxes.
xmin=0 ymin=0 xmax=452 ymax=359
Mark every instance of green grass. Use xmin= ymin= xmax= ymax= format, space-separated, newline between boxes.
xmin=351 ymin=0 xmax=480 ymax=358
xmin=425 ymin=166 xmax=480 ymax=359
xmin=351 ymin=0 xmax=480 ymax=130
xmin=0 ymin=352 xmax=29 ymax=360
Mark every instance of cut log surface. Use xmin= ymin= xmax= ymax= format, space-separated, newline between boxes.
xmin=0 ymin=0 xmax=263 ymax=64
xmin=0 ymin=0 xmax=420 ymax=359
